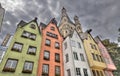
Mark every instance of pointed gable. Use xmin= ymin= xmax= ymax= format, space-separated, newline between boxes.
xmin=43 ymin=18 xmax=63 ymax=40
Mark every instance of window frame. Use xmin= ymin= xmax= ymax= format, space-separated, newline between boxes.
xmin=76 ymin=68 xmax=81 ymax=76
xmin=73 ymin=52 xmax=78 ymax=60
xmin=22 ymin=61 xmax=34 ymax=73
xmin=11 ymin=42 xmax=23 ymax=52
xmin=44 ymin=50 xmax=50 ymax=60
xmin=50 ymin=26 xmax=55 ymax=31
xmin=45 ymin=39 xmax=51 ymax=46
xmin=55 ymin=66 xmax=60 ymax=76
xmin=42 ymin=64 xmax=49 ymax=76
xmin=55 ymin=53 xmax=60 ymax=63
xmin=80 ymin=53 xmax=85 ymax=61
xmin=3 ymin=59 xmax=18 ymax=72
xmin=27 ymin=46 xmax=37 ymax=55
xmin=67 ymin=69 xmax=71 ymax=76
xmin=65 ymin=54 xmax=69 ymax=63
xmin=55 ymin=42 xmax=60 ymax=49
xmin=83 ymin=68 xmax=88 ymax=76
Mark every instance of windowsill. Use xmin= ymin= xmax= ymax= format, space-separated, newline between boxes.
xmin=3 ymin=68 xmax=15 ymax=72
xmin=27 ymin=52 xmax=36 ymax=55
xmin=11 ymin=48 xmax=21 ymax=53
xmin=22 ymin=70 xmax=32 ymax=73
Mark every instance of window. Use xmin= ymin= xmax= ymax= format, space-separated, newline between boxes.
xmin=42 ymin=64 xmax=49 ymax=76
xmin=93 ymin=45 xmax=97 ymax=50
xmin=73 ymin=52 xmax=78 ymax=60
xmin=46 ymin=32 xmax=58 ymax=39
xmin=77 ymin=42 xmax=81 ymax=48
xmin=45 ymin=39 xmax=51 ymax=46
xmin=64 ymin=42 xmax=67 ymax=50
xmin=30 ymin=24 xmax=36 ymax=29
xmin=22 ymin=31 xmax=30 ymax=38
xmin=90 ymin=43 xmax=94 ymax=49
xmin=65 ymin=54 xmax=69 ymax=63
xmin=96 ymin=70 xmax=100 ymax=76
xmin=55 ymin=66 xmax=60 ymax=76
xmin=44 ymin=51 xmax=50 ymax=60
xmin=80 ymin=53 xmax=85 ymax=61
xmin=71 ymin=40 xmax=75 ymax=47
xmin=83 ymin=68 xmax=88 ymax=76
xmin=76 ymin=68 xmax=81 ymax=76
xmin=96 ymin=54 xmax=100 ymax=61
xmin=67 ymin=69 xmax=71 ymax=76
xmin=100 ymin=71 xmax=104 ymax=76
xmin=22 ymin=31 xmax=36 ymax=40
xmin=55 ymin=53 xmax=60 ymax=62
xmin=92 ymin=53 xmax=96 ymax=60
xmin=92 ymin=70 xmax=96 ymax=76
xmin=11 ymin=42 xmax=23 ymax=52
xmin=3 ymin=59 xmax=18 ymax=72
xmin=22 ymin=61 xmax=33 ymax=73
xmin=99 ymin=56 xmax=104 ymax=62
xmin=50 ymin=26 xmax=55 ymax=31
xmin=29 ymin=33 xmax=36 ymax=40
xmin=55 ymin=42 xmax=60 ymax=49
xmin=28 ymin=46 xmax=36 ymax=55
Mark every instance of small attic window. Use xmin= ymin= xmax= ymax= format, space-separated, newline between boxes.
xmin=30 ymin=24 xmax=36 ymax=29
xmin=50 ymin=26 xmax=55 ymax=31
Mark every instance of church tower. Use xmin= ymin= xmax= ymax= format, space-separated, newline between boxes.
xmin=59 ymin=7 xmax=75 ymax=38
xmin=74 ymin=15 xmax=83 ymax=33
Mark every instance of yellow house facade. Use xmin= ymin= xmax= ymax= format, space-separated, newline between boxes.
xmin=81 ymin=30 xmax=106 ymax=76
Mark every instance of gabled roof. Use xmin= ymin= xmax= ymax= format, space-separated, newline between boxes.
xmin=43 ymin=18 xmax=63 ymax=38
xmin=16 ymin=17 xmax=41 ymax=34
xmin=17 ymin=20 xmax=27 ymax=27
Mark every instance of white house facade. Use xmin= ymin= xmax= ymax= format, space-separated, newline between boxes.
xmin=63 ymin=30 xmax=92 ymax=76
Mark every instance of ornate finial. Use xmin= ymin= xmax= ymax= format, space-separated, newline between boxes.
xmin=62 ymin=7 xmax=67 ymax=17
xmin=74 ymin=15 xmax=79 ymax=21
xmin=33 ymin=17 xmax=37 ymax=22
xmin=51 ymin=18 xmax=57 ymax=25
xmin=74 ymin=15 xmax=81 ymax=25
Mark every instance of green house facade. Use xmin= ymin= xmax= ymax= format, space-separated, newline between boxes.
xmin=0 ymin=18 xmax=41 ymax=76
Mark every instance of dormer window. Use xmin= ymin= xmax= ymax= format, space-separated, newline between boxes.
xmin=30 ymin=24 xmax=36 ymax=29
xmin=50 ymin=26 xmax=55 ymax=31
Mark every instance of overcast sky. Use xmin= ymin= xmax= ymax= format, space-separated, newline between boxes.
xmin=0 ymin=0 xmax=120 ymax=44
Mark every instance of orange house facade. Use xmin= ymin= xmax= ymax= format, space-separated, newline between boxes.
xmin=37 ymin=18 xmax=64 ymax=76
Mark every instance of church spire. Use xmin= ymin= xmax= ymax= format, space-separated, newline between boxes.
xmin=62 ymin=7 xmax=68 ymax=17
xmin=74 ymin=15 xmax=81 ymax=25
xmin=74 ymin=15 xmax=83 ymax=33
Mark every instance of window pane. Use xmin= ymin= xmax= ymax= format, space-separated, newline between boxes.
xmin=55 ymin=53 xmax=60 ymax=62
xmin=44 ymin=51 xmax=50 ymax=60
xmin=67 ymin=69 xmax=71 ymax=76
xmin=45 ymin=39 xmax=50 ymax=46
xmin=64 ymin=42 xmax=67 ymax=50
xmin=66 ymin=54 xmax=69 ymax=63
xmin=55 ymin=66 xmax=60 ymax=75
xmin=24 ymin=62 xmax=33 ymax=71
xmin=83 ymin=68 xmax=88 ymax=76
xmin=28 ymin=46 xmax=36 ymax=55
xmin=73 ymin=52 xmax=78 ymax=60
xmin=55 ymin=42 xmax=60 ymax=49
xmin=12 ymin=42 xmax=23 ymax=52
xmin=3 ymin=59 xmax=18 ymax=72
xmin=80 ymin=53 xmax=85 ymax=61
xmin=77 ymin=42 xmax=81 ymax=48
xmin=42 ymin=64 xmax=49 ymax=73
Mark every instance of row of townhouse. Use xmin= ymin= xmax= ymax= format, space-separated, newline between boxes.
xmin=0 ymin=8 xmax=116 ymax=76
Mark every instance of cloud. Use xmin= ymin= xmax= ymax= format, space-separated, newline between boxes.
xmin=0 ymin=0 xmax=120 ymax=44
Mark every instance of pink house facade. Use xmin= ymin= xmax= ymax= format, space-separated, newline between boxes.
xmin=95 ymin=36 xmax=116 ymax=76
